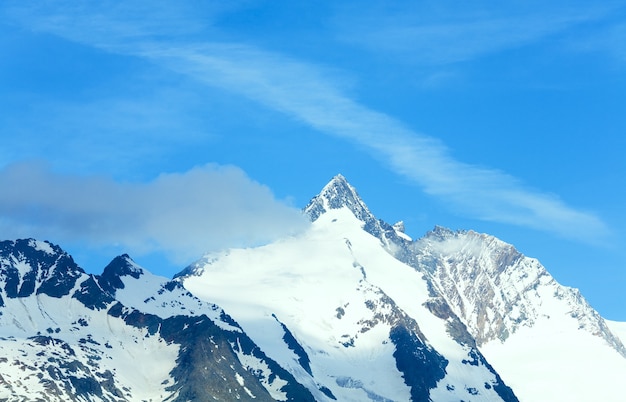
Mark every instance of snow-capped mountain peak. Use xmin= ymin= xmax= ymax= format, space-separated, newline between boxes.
xmin=304 ymin=175 xmax=407 ymax=249
xmin=409 ymin=228 xmax=626 ymax=401
xmin=0 ymin=240 xmax=317 ymax=401
xmin=304 ymin=174 xmax=371 ymax=222
xmin=1 ymin=176 xmax=625 ymax=401
xmin=98 ymin=253 xmax=144 ymax=294
xmin=302 ymin=175 xmax=626 ymax=401
xmin=0 ymin=239 xmax=84 ymax=302
xmin=423 ymin=225 xmax=461 ymax=241
xmin=414 ymin=229 xmax=626 ymax=354
xmin=182 ymin=178 xmax=519 ymax=401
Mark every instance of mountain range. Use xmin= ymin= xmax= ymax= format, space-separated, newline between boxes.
xmin=0 ymin=174 xmax=624 ymax=401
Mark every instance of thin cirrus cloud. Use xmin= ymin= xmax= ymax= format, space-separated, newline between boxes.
xmin=0 ymin=87 xmax=217 ymax=175
xmin=333 ymin=3 xmax=614 ymax=65
xmin=571 ymin=22 xmax=626 ymax=62
xmin=6 ymin=3 xmax=611 ymax=244
xmin=139 ymin=44 xmax=611 ymax=243
xmin=0 ymin=162 xmax=309 ymax=263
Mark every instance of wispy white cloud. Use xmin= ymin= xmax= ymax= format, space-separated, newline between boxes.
xmin=3 ymin=1 xmax=215 ymax=43
xmin=3 ymin=2 xmax=611 ymax=244
xmin=0 ymin=162 xmax=308 ymax=263
xmin=569 ymin=22 xmax=626 ymax=63
xmin=333 ymin=3 xmax=614 ymax=65
xmin=138 ymin=44 xmax=610 ymax=243
xmin=0 ymin=86 xmax=218 ymax=174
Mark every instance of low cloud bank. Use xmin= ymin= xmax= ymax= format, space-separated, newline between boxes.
xmin=0 ymin=162 xmax=309 ymax=263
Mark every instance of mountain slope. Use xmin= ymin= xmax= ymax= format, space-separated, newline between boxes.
xmin=0 ymin=240 xmax=176 ymax=401
xmin=0 ymin=239 xmax=315 ymax=401
xmin=181 ymin=176 xmax=518 ymax=402
xmin=411 ymin=228 xmax=626 ymax=401
xmin=306 ymin=175 xmax=626 ymax=401
xmin=1 ymin=175 xmax=624 ymax=401
xmin=182 ymin=174 xmax=626 ymax=401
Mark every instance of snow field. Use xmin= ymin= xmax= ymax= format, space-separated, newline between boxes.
xmin=0 ymin=276 xmax=179 ymax=401
xmin=184 ymin=207 xmax=512 ymax=401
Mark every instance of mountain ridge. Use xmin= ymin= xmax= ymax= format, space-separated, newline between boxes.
xmin=0 ymin=239 xmax=317 ymax=401
xmin=0 ymin=174 xmax=624 ymax=401
xmin=181 ymin=177 xmax=521 ymax=401
xmin=304 ymin=174 xmax=407 ymax=248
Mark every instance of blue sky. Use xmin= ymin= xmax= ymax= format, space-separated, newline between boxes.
xmin=1 ymin=1 xmax=625 ymax=320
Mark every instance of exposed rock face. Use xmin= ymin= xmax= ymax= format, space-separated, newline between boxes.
xmin=0 ymin=240 xmax=316 ymax=402
xmin=302 ymin=175 xmax=625 ymax=401
xmin=301 ymin=175 xmax=518 ymax=402
xmin=1 ymin=174 xmax=623 ymax=401
xmin=0 ymin=239 xmax=83 ymax=302
xmin=97 ymin=254 xmax=143 ymax=294
xmin=304 ymin=174 xmax=405 ymax=248
xmin=412 ymin=228 xmax=626 ymax=356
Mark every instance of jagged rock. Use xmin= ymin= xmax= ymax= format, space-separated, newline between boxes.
xmin=1 ymin=175 xmax=624 ymax=401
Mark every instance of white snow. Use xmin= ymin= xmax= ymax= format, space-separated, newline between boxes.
xmin=422 ymin=229 xmax=626 ymax=401
xmin=0 ymin=275 xmax=179 ymax=402
xmin=395 ymin=230 xmax=412 ymax=241
xmin=11 ymin=255 xmax=32 ymax=280
xmin=481 ymin=314 xmax=626 ymax=402
xmin=112 ymin=263 xmax=240 ymax=332
xmin=183 ymin=207 xmax=512 ymax=401
xmin=29 ymin=239 xmax=55 ymax=255
xmin=184 ymin=208 xmax=413 ymax=401
xmin=233 ymin=345 xmax=289 ymax=401
xmin=5 ymin=181 xmax=624 ymax=401
xmin=607 ymin=320 xmax=626 ymax=344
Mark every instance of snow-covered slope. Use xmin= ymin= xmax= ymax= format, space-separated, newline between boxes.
xmin=182 ymin=174 xmax=626 ymax=402
xmin=0 ymin=239 xmax=314 ymax=401
xmin=305 ymin=176 xmax=626 ymax=401
xmin=607 ymin=320 xmax=626 ymax=345
xmin=1 ymin=174 xmax=624 ymax=402
xmin=181 ymin=175 xmax=517 ymax=401
xmin=411 ymin=228 xmax=626 ymax=402
xmin=0 ymin=240 xmax=176 ymax=401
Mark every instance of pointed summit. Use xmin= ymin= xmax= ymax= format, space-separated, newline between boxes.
xmin=0 ymin=239 xmax=84 ymax=301
xmin=98 ymin=254 xmax=144 ymax=294
xmin=304 ymin=175 xmax=408 ymax=247
xmin=423 ymin=225 xmax=459 ymax=241
xmin=304 ymin=174 xmax=374 ymax=223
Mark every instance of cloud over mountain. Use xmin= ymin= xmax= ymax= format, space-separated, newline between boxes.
xmin=0 ymin=162 xmax=308 ymax=263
